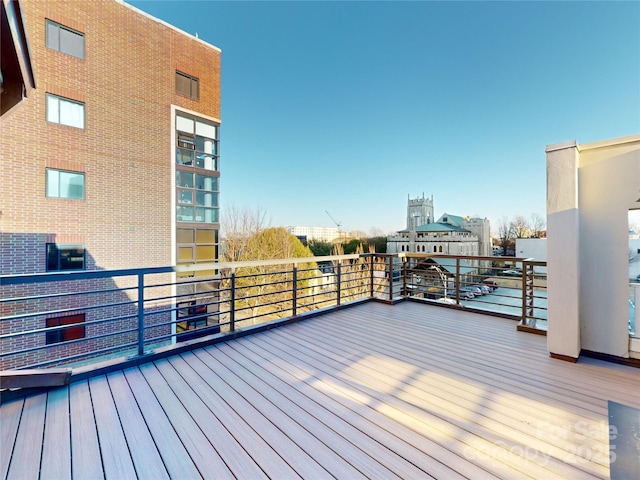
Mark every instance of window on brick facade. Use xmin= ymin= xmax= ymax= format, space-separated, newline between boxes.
xmin=46 ymin=244 xmax=85 ymax=271
xmin=46 ymin=314 xmax=85 ymax=344
xmin=176 ymin=71 xmax=199 ymax=99
xmin=175 ymin=113 xmax=219 ymax=225
xmin=46 ymin=94 xmax=85 ymax=129
xmin=46 ymin=20 xmax=84 ymax=59
xmin=46 ymin=169 xmax=85 ymax=199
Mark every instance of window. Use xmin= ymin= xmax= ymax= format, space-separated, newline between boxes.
xmin=176 ymin=71 xmax=199 ymax=99
xmin=46 ymin=20 xmax=84 ymax=59
xmin=46 ymin=94 xmax=85 ymax=129
xmin=46 ymin=169 xmax=84 ymax=199
xmin=175 ymin=113 xmax=219 ymax=225
xmin=46 ymin=244 xmax=85 ymax=271
xmin=177 ymin=301 xmax=208 ymax=329
xmin=46 ymin=314 xmax=85 ymax=344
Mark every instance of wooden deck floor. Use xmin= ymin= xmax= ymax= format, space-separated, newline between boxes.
xmin=2 ymin=301 xmax=639 ymax=479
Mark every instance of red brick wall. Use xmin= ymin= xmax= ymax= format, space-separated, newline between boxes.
xmin=0 ymin=0 xmax=220 ymax=368
xmin=1 ymin=0 xmax=221 ymax=274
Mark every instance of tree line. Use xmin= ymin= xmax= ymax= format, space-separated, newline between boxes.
xmin=495 ymin=213 xmax=546 ymax=256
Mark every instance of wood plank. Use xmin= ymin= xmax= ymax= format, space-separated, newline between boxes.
xmin=210 ymin=348 xmax=402 ymax=478
xmin=302 ymin=313 xmax=612 ymax=450
xmin=69 ymin=381 xmax=104 ymax=479
xmin=153 ymin=357 xmax=268 ymax=479
xmin=165 ymin=354 xmax=302 ymax=480
xmin=283 ymin=321 xmax=609 ymax=478
xmin=257 ymin=322 xmax=593 ymax=479
xmin=106 ymin=371 xmax=169 ymax=480
xmin=0 ymin=398 xmax=23 ymax=480
xmin=122 ymin=367 xmax=202 ymax=480
xmin=6 ymin=394 xmax=46 ymax=480
xmin=185 ymin=349 xmax=332 ymax=479
xmin=0 ymin=368 xmax=71 ymax=389
xmin=383 ymin=306 xmax=640 ymax=407
xmin=89 ymin=375 xmax=137 ymax=479
xmin=224 ymin=336 xmax=497 ymax=480
xmin=191 ymin=347 xmax=369 ymax=480
xmin=209 ymin=343 xmax=431 ymax=480
xmin=138 ymin=361 xmax=235 ymax=480
xmin=41 ymin=387 xmax=71 ymax=479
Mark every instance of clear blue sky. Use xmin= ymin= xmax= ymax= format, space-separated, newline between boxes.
xmin=130 ymin=0 xmax=639 ymax=236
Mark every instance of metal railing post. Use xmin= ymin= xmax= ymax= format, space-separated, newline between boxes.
xmin=230 ymin=271 xmax=236 ymax=332
xmin=336 ymin=262 xmax=341 ymax=306
xmin=369 ymin=255 xmax=374 ymax=298
xmin=292 ymin=265 xmax=298 ymax=316
xmin=137 ymin=272 xmax=145 ymax=356
xmin=401 ymin=256 xmax=407 ymax=297
xmin=387 ymin=256 xmax=393 ymax=301
xmin=455 ymin=257 xmax=460 ymax=304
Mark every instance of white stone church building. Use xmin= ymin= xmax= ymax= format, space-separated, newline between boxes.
xmin=387 ymin=194 xmax=491 ymax=257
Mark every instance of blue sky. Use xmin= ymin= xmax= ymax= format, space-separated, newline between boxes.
xmin=130 ymin=0 xmax=639 ymax=236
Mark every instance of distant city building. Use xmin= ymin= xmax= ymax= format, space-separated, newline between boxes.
xmin=388 ymin=196 xmax=491 ymax=258
xmin=286 ymin=226 xmax=340 ymax=242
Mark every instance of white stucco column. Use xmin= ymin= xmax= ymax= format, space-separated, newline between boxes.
xmin=546 ymin=141 xmax=581 ymax=360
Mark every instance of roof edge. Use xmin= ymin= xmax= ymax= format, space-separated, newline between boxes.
xmin=118 ymin=0 xmax=221 ymax=53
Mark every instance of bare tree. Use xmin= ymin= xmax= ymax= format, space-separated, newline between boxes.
xmin=220 ymin=204 xmax=270 ymax=262
xmin=511 ymin=215 xmax=531 ymax=239
xmin=530 ymin=213 xmax=546 ymax=238
xmin=497 ymin=216 xmax=515 ymax=255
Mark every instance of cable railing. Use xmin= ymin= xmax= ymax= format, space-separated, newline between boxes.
xmin=1 ymin=253 xmax=546 ymax=372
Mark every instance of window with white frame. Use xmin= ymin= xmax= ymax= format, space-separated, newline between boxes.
xmin=46 ymin=20 xmax=85 ymax=59
xmin=46 ymin=94 xmax=85 ymax=129
xmin=46 ymin=169 xmax=85 ymax=199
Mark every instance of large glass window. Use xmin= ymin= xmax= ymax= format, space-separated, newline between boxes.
xmin=46 ymin=94 xmax=85 ymax=129
xmin=46 ymin=20 xmax=84 ymax=59
xmin=176 ymin=114 xmax=219 ymax=172
xmin=46 ymin=244 xmax=85 ymax=271
xmin=175 ymin=114 xmax=219 ymax=225
xmin=46 ymin=169 xmax=85 ymax=199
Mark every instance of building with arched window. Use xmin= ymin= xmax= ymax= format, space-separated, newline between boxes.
xmin=387 ymin=197 xmax=491 ymax=258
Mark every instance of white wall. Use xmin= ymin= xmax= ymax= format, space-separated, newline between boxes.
xmin=516 ymin=238 xmax=547 ymax=274
xmin=546 ymin=134 xmax=640 ymax=359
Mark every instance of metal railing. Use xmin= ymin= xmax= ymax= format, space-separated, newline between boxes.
xmin=0 ymin=253 xmax=545 ymax=371
xmin=399 ymin=254 xmax=547 ymax=332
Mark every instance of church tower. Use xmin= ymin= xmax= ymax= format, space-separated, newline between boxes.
xmin=406 ymin=193 xmax=434 ymax=230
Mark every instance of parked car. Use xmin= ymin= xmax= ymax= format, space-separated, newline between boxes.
xmin=481 ymin=280 xmax=499 ymax=291
xmin=466 ymin=285 xmax=483 ymax=296
xmin=473 ymin=284 xmax=491 ymax=294
xmin=460 ymin=286 xmax=480 ymax=298
xmin=502 ymin=269 xmax=521 ymax=276
xmin=459 ymin=289 xmax=475 ymax=300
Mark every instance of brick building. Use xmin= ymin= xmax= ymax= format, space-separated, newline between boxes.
xmin=1 ymin=0 xmax=221 ymax=368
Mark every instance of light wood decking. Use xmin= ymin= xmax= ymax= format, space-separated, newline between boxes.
xmin=2 ymin=301 xmax=639 ymax=479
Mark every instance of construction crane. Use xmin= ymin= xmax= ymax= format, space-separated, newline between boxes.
xmin=325 ymin=210 xmax=344 ymax=242
xmin=325 ymin=210 xmax=342 ymax=230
